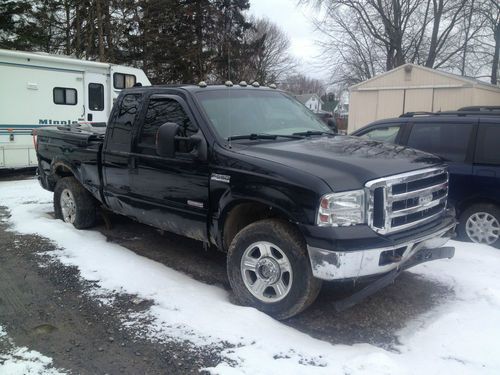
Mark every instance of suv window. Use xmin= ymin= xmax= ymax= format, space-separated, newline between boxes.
xmin=475 ymin=124 xmax=500 ymax=165
xmin=359 ymin=125 xmax=401 ymax=143
xmin=407 ymin=123 xmax=473 ymax=162
xmin=107 ymin=94 xmax=142 ymax=152
xmin=137 ymin=98 xmax=197 ymax=155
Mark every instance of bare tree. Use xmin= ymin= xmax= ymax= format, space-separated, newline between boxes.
xmin=302 ymin=0 xmax=484 ymax=84
xmin=480 ymin=0 xmax=500 ymax=84
xmin=279 ymin=73 xmax=326 ymax=95
xmin=240 ymin=17 xmax=297 ymax=83
xmin=311 ymin=5 xmax=384 ymax=87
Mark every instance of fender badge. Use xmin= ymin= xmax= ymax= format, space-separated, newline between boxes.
xmin=211 ymin=173 xmax=230 ymax=183
xmin=187 ymin=200 xmax=204 ymax=208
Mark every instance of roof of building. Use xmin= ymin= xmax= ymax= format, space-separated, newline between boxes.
xmin=295 ymin=93 xmax=324 ymax=104
xmin=350 ymin=63 xmax=500 ymax=92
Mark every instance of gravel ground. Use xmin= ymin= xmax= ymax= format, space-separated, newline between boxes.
xmin=0 ymin=175 xmax=455 ymax=373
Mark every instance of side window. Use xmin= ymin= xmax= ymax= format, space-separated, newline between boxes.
xmin=53 ymin=87 xmax=77 ymax=105
xmin=137 ymin=98 xmax=197 ymax=155
xmin=407 ymin=123 xmax=473 ymax=162
xmin=475 ymin=124 xmax=500 ymax=164
xmin=359 ymin=125 xmax=401 ymax=143
xmin=113 ymin=73 xmax=136 ymax=89
xmin=88 ymin=83 xmax=104 ymax=111
xmin=108 ymin=94 xmax=142 ymax=152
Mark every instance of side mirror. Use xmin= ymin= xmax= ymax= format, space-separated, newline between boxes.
xmin=156 ymin=122 xmax=179 ymax=158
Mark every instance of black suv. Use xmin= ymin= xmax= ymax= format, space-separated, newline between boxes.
xmin=352 ymin=108 xmax=500 ymax=247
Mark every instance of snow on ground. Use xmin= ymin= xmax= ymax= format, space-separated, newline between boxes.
xmin=1 ymin=178 xmax=500 ymax=374
xmin=0 ymin=326 xmax=66 ymax=375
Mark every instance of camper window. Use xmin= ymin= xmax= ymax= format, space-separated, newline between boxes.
xmin=53 ymin=87 xmax=77 ymax=105
xmin=113 ymin=73 xmax=136 ymax=89
xmin=89 ymin=83 xmax=104 ymax=111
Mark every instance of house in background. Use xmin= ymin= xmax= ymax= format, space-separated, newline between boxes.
xmin=348 ymin=63 xmax=500 ymax=133
xmin=295 ymin=93 xmax=324 ymax=112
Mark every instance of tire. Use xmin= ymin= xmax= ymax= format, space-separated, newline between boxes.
xmin=54 ymin=177 xmax=97 ymax=229
xmin=458 ymin=203 xmax=500 ymax=247
xmin=227 ymin=219 xmax=322 ymax=320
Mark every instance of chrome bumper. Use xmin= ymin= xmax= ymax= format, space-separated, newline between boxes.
xmin=307 ymin=222 xmax=455 ymax=281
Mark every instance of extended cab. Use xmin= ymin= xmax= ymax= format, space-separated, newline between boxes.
xmin=36 ymin=84 xmax=456 ymax=319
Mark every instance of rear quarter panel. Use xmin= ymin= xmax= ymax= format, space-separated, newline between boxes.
xmin=36 ymin=128 xmax=103 ymax=200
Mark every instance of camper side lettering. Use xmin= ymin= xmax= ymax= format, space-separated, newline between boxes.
xmin=39 ymin=119 xmax=79 ymax=125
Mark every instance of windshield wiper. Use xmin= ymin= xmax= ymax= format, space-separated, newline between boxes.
xmin=292 ymin=130 xmax=334 ymax=137
xmin=227 ymin=133 xmax=302 ymax=141
xmin=227 ymin=133 xmax=277 ymax=141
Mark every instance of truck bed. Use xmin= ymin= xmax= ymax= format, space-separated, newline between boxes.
xmin=36 ymin=125 xmax=105 ymax=200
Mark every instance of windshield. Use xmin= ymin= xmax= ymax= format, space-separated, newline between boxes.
xmin=195 ymin=89 xmax=331 ymax=140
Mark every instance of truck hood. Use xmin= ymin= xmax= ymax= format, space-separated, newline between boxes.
xmin=236 ymin=135 xmax=443 ymax=191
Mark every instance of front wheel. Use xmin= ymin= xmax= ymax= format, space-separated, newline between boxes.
xmin=54 ymin=177 xmax=97 ymax=229
xmin=458 ymin=203 xmax=500 ymax=247
xmin=227 ymin=219 xmax=322 ymax=320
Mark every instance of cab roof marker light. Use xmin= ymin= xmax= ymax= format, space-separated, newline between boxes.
xmin=239 ymin=81 xmax=248 ymax=87
xmin=252 ymin=81 xmax=260 ymax=87
xmin=225 ymin=80 xmax=233 ymax=87
xmin=269 ymin=83 xmax=277 ymax=89
xmin=198 ymin=81 xmax=208 ymax=88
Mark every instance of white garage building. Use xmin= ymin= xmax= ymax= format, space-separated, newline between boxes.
xmin=348 ymin=63 xmax=500 ymax=132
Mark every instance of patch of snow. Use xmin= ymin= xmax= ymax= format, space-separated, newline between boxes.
xmin=1 ymin=179 xmax=500 ymax=374
xmin=0 ymin=325 xmax=66 ymax=375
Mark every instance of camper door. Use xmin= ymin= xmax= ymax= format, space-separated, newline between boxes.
xmin=84 ymin=72 xmax=108 ymax=124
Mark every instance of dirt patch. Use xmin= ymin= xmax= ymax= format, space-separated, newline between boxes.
xmin=0 ymin=206 xmax=224 ymax=374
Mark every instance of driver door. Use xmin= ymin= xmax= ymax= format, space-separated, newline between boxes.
xmin=127 ymin=94 xmax=210 ymax=242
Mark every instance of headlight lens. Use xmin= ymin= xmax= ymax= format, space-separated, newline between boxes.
xmin=317 ymin=190 xmax=366 ymax=226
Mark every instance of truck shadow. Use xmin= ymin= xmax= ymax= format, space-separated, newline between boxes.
xmin=96 ymin=213 xmax=455 ymax=349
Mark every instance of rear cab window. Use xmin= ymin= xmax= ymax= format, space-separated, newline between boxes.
xmin=107 ymin=93 xmax=143 ymax=152
xmin=407 ymin=122 xmax=474 ymax=162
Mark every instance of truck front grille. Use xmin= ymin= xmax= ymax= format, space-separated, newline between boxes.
xmin=366 ymin=167 xmax=449 ymax=234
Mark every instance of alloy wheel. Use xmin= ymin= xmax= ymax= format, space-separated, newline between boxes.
xmin=240 ymin=241 xmax=293 ymax=303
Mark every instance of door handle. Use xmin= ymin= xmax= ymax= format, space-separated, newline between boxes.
xmin=128 ymin=156 xmax=138 ymax=174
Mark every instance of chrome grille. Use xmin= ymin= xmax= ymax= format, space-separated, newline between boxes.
xmin=365 ymin=167 xmax=449 ymax=234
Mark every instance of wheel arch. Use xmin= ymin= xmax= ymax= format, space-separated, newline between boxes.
xmin=216 ymin=197 xmax=304 ymax=252
xmin=456 ymin=196 xmax=500 ymax=216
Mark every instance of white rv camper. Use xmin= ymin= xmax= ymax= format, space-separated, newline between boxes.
xmin=0 ymin=49 xmax=151 ymax=169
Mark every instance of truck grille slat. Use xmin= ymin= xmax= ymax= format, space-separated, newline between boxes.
xmin=366 ymin=167 xmax=449 ymax=234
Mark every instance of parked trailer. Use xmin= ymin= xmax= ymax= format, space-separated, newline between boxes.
xmin=0 ymin=49 xmax=150 ymax=169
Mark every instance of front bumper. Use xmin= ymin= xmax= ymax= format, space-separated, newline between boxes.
xmin=306 ymin=218 xmax=456 ymax=281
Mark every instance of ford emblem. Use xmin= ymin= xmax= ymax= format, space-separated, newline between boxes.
xmin=419 ymin=194 xmax=433 ymax=206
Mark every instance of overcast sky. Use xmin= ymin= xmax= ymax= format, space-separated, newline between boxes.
xmin=248 ymin=0 xmax=329 ymax=81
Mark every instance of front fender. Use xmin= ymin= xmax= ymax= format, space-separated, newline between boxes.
xmin=209 ymin=180 xmax=319 ymax=249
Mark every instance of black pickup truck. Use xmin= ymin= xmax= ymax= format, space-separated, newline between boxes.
xmin=36 ymin=83 xmax=456 ymax=319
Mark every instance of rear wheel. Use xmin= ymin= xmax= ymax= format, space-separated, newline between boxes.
xmin=458 ymin=203 xmax=500 ymax=247
xmin=54 ymin=177 xmax=97 ymax=229
xmin=227 ymin=219 xmax=322 ymax=320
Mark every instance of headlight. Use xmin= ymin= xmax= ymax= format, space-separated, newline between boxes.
xmin=317 ymin=190 xmax=366 ymax=226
